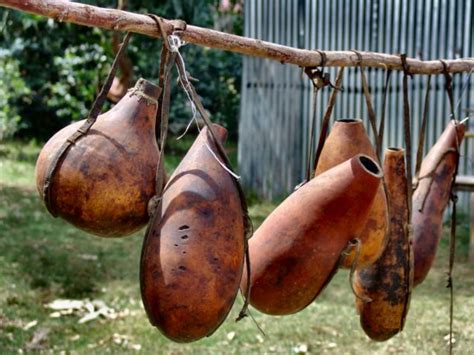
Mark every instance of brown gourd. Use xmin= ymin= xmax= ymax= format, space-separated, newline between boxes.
xmin=35 ymin=78 xmax=163 ymax=237
xmin=241 ymin=155 xmax=383 ymax=315
xmin=315 ymin=118 xmax=388 ymax=268
xmin=140 ymin=124 xmax=245 ymax=342
xmin=354 ymin=148 xmax=413 ymax=341
xmin=412 ymin=120 xmax=465 ymax=287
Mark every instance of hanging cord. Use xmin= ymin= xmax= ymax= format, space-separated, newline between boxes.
xmin=440 ymin=60 xmax=456 ymax=120
xmin=42 ymin=32 xmax=132 ymax=216
xmin=340 ymin=238 xmax=372 ymax=303
xmin=312 ymin=67 xmax=345 ymax=174
xmin=145 ymin=15 xmax=181 ymax=209
xmin=352 ymin=50 xmax=380 ymax=162
xmin=453 ymin=67 xmax=473 ymax=114
xmin=302 ymin=50 xmax=340 ymax=184
xmin=377 ymin=69 xmax=393 ymax=158
xmin=400 ymin=56 xmax=415 ymax=326
xmin=441 ymin=59 xmax=459 ymax=355
xmin=413 ymin=69 xmax=473 ymax=211
xmin=447 ymin=167 xmax=458 ymax=355
xmin=169 ymin=34 xmax=257 ymax=328
xmin=413 ymin=75 xmax=432 ymax=188
xmin=352 ymin=53 xmax=392 ymax=252
xmin=400 ymin=54 xmax=413 ymax=217
xmin=446 ymin=77 xmax=474 ymax=350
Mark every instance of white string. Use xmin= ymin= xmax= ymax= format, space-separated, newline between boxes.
xmin=169 ymin=32 xmax=241 ymax=181
xmin=453 ymin=67 xmax=473 ymax=114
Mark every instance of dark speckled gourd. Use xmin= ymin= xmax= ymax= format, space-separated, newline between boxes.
xmin=35 ymin=78 xmax=163 ymax=237
xmin=140 ymin=124 xmax=245 ymax=343
xmin=354 ymin=148 xmax=413 ymax=341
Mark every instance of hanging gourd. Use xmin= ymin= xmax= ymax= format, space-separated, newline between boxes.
xmin=35 ymin=78 xmax=163 ymax=237
xmin=315 ymin=119 xmax=388 ymax=268
xmin=241 ymin=155 xmax=383 ymax=316
xmin=412 ymin=120 xmax=465 ymax=287
xmin=140 ymin=124 xmax=245 ymax=343
xmin=354 ymin=148 xmax=413 ymax=341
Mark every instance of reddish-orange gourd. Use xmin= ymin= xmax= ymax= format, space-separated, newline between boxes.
xmin=35 ymin=78 xmax=163 ymax=237
xmin=412 ymin=120 xmax=465 ymax=287
xmin=140 ymin=125 xmax=245 ymax=342
xmin=242 ymin=155 xmax=383 ymax=315
xmin=315 ymin=119 xmax=388 ymax=268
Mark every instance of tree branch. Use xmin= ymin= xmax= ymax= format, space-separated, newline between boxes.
xmin=1 ymin=0 xmax=473 ymax=74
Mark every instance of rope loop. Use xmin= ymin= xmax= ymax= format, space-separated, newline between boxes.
xmin=440 ymin=59 xmax=456 ymax=119
xmin=400 ymin=53 xmax=412 ymax=77
xmin=147 ymin=14 xmax=187 ymax=50
xmin=304 ymin=50 xmax=340 ymax=91
xmin=315 ymin=49 xmax=327 ymax=68
xmin=351 ymin=49 xmax=363 ymax=66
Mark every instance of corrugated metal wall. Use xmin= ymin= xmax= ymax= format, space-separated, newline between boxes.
xmin=239 ymin=0 xmax=473 ymax=212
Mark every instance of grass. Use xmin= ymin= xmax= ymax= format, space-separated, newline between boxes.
xmin=0 ymin=139 xmax=473 ymax=353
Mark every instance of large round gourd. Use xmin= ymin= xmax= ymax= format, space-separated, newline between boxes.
xmin=35 ymin=78 xmax=163 ymax=237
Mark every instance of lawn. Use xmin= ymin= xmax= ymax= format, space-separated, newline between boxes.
xmin=0 ymin=139 xmax=473 ymax=353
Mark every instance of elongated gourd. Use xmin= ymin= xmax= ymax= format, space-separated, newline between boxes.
xmin=412 ymin=120 xmax=465 ymax=287
xmin=140 ymin=124 xmax=245 ymax=342
xmin=242 ymin=155 xmax=383 ymax=315
xmin=354 ymin=148 xmax=413 ymax=341
xmin=315 ymin=119 xmax=388 ymax=268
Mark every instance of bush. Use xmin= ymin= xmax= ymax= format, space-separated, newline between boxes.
xmin=0 ymin=0 xmax=243 ymax=141
xmin=0 ymin=50 xmax=30 ymax=140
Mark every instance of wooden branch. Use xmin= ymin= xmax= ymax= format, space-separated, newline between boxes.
xmin=1 ymin=0 xmax=473 ymax=74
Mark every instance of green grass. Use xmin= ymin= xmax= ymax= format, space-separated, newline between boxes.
xmin=0 ymin=140 xmax=473 ymax=353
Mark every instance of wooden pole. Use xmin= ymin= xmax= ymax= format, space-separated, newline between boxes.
xmin=1 ymin=0 xmax=473 ymax=74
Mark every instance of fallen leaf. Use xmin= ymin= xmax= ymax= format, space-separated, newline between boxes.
xmin=69 ymin=334 xmax=80 ymax=341
xmin=292 ymin=344 xmax=308 ymax=353
xmin=78 ymin=311 xmax=101 ymax=324
xmin=226 ymin=331 xmax=236 ymax=341
xmin=47 ymin=299 xmax=84 ymax=311
xmin=129 ymin=343 xmax=141 ymax=351
xmin=25 ymin=328 xmax=50 ymax=350
xmin=79 ymin=254 xmax=98 ymax=261
xmin=23 ymin=320 xmax=38 ymax=330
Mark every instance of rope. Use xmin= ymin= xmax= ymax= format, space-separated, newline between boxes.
xmin=170 ymin=34 xmax=255 ymax=326
xmin=352 ymin=50 xmax=380 ymax=162
xmin=440 ymin=60 xmax=456 ymax=120
xmin=301 ymin=50 xmax=342 ymax=185
xmin=377 ymin=69 xmax=392 ymax=158
xmin=400 ymin=54 xmax=413 ymax=217
xmin=313 ymin=67 xmax=345 ymax=171
xmin=341 ymin=238 xmax=372 ymax=303
xmin=414 ymin=75 xmax=432 ymax=185
xmin=145 ymin=15 xmax=178 ymax=215
xmin=441 ymin=60 xmax=461 ymax=355
xmin=42 ymin=32 xmax=132 ymax=216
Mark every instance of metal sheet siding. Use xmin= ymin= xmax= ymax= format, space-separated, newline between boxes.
xmin=239 ymin=0 xmax=473 ymax=211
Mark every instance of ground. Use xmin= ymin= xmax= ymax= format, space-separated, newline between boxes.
xmin=0 ymin=140 xmax=473 ymax=353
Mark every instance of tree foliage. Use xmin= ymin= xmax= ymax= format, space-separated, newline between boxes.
xmin=0 ymin=0 xmax=243 ymax=141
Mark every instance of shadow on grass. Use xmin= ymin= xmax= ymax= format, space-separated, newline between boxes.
xmin=0 ymin=184 xmax=143 ymax=299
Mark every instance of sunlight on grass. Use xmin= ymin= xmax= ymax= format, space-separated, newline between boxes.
xmin=0 ymin=140 xmax=473 ymax=352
